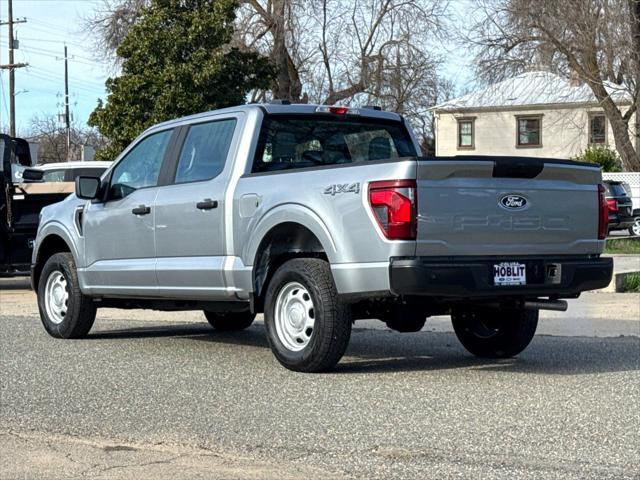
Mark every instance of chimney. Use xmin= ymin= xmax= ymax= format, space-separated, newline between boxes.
xmin=569 ymin=68 xmax=583 ymax=87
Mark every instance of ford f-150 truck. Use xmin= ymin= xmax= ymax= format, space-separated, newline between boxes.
xmin=31 ymin=103 xmax=613 ymax=372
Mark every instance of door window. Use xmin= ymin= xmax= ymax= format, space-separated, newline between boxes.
xmin=42 ymin=169 xmax=66 ymax=182
xmin=174 ymin=119 xmax=236 ymax=184
xmin=109 ymin=129 xmax=173 ymax=199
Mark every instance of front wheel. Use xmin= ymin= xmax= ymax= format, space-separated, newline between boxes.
xmin=629 ymin=217 xmax=640 ymax=237
xmin=451 ymin=307 xmax=538 ymax=358
xmin=264 ymin=258 xmax=352 ymax=372
xmin=37 ymin=252 xmax=97 ymax=338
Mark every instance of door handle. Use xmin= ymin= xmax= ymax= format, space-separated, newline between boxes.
xmin=131 ymin=205 xmax=151 ymax=215
xmin=196 ymin=199 xmax=218 ymax=210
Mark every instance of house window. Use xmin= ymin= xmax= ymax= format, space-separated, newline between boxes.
xmin=457 ymin=118 xmax=474 ymax=149
xmin=516 ymin=116 xmax=542 ymax=147
xmin=589 ymin=113 xmax=606 ymax=144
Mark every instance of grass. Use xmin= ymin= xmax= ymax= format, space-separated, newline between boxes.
xmin=621 ymin=272 xmax=640 ymax=293
xmin=604 ymin=238 xmax=640 ymax=254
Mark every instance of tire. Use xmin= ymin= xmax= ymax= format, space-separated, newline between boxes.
xmin=37 ymin=252 xmax=97 ymax=339
xmin=384 ymin=307 xmax=426 ymax=333
xmin=629 ymin=217 xmax=640 ymax=237
xmin=451 ymin=307 xmax=538 ymax=358
xmin=264 ymin=258 xmax=352 ymax=372
xmin=204 ymin=311 xmax=255 ymax=331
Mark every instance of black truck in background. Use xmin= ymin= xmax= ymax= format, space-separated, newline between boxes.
xmin=1 ymin=134 xmax=71 ymax=276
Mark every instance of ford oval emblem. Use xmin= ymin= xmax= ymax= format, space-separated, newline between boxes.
xmin=500 ymin=194 xmax=528 ymax=210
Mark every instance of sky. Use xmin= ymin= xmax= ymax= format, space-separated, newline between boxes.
xmin=0 ymin=0 xmax=475 ymax=136
xmin=0 ymin=0 xmax=109 ymax=135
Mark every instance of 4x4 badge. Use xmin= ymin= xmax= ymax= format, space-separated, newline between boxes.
xmin=324 ymin=183 xmax=360 ymax=196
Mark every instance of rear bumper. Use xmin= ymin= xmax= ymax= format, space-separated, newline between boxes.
xmin=390 ymin=256 xmax=613 ymax=298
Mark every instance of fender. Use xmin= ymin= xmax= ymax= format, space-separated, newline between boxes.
xmin=243 ymin=203 xmax=338 ymax=267
xmin=33 ymin=221 xmax=81 ymax=267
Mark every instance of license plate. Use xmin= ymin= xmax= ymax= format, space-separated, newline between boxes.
xmin=494 ymin=262 xmax=526 ymax=286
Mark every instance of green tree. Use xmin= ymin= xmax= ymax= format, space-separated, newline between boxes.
xmin=89 ymin=0 xmax=273 ymax=160
xmin=572 ymin=145 xmax=623 ymax=172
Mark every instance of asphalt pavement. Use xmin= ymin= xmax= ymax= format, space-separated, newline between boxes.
xmin=1 ymin=282 xmax=639 ymax=479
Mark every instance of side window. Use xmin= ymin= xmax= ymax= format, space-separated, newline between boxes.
xmin=110 ymin=129 xmax=173 ymax=199
xmin=174 ymin=119 xmax=236 ymax=184
xmin=42 ymin=169 xmax=66 ymax=182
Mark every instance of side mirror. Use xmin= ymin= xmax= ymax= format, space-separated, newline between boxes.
xmin=14 ymin=138 xmax=33 ymax=167
xmin=22 ymin=168 xmax=44 ymax=182
xmin=75 ymin=176 xmax=101 ymax=200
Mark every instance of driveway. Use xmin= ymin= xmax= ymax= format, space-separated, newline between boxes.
xmin=1 ymin=280 xmax=638 ymax=479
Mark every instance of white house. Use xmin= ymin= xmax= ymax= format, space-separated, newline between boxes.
xmin=431 ymin=71 xmax=636 ymax=160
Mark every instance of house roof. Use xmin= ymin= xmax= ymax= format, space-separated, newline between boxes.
xmin=432 ymin=71 xmax=631 ymax=112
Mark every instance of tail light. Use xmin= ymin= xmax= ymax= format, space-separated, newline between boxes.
xmin=606 ymin=198 xmax=618 ymax=212
xmin=598 ymin=184 xmax=609 ymax=240
xmin=368 ymin=180 xmax=417 ymax=240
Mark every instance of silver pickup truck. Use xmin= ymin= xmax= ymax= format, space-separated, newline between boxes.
xmin=31 ymin=103 xmax=613 ymax=372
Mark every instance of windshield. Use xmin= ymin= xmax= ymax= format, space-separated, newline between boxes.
xmin=606 ymin=183 xmax=628 ymax=197
xmin=252 ymin=115 xmax=416 ymax=173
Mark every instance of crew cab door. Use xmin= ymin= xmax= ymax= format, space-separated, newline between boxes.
xmin=81 ymin=129 xmax=175 ymax=295
xmin=153 ymin=117 xmax=238 ymax=299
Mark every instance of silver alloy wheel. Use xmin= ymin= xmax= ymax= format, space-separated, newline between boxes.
xmin=274 ymin=281 xmax=315 ymax=352
xmin=632 ymin=218 xmax=640 ymax=236
xmin=44 ymin=270 xmax=69 ymax=325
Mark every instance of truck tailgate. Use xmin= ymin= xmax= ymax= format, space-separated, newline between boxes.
xmin=415 ymin=158 xmax=603 ymax=256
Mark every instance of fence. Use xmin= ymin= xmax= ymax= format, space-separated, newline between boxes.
xmin=602 ymin=172 xmax=640 ymax=209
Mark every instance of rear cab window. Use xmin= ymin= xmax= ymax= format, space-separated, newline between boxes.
xmin=252 ymin=115 xmax=417 ymax=173
xmin=606 ymin=183 xmax=628 ymax=197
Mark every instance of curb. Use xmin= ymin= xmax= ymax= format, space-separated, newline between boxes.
xmin=600 ymin=270 xmax=640 ymax=293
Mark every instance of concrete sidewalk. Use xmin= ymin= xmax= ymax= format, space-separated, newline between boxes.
xmin=606 ymin=254 xmax=640 ymax=273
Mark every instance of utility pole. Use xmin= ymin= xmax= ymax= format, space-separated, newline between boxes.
xmin=64 ymin=45 xmax=71 ymax=160
xmin=0 ymin=0 xmax=28 ymax=137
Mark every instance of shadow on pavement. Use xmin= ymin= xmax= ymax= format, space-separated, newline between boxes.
xmin=0 ymin=277 xmax=31 ymax=290
xmin=85 ymin=321 xmax=640 ymax=376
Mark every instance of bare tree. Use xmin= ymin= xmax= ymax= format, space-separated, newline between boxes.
xmin=83 ymin=0 xmax=148 ymax=69
xmin=468 ymin=0 xmax=640 ymax=171
xmin=236 ymin=0 xmax=447 ymax=104
xmin=27 ymin=115 xmax=109 ymax=163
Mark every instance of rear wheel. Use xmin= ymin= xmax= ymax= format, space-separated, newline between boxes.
xmin=451 ymin=307 xmax=538 ymax=358
xmin=204 ymin=311 xmax=255 ymax=331
xmin=37 ymin=252 xmax=97 ymax=338
xmin=629 ymin=217 xmax=640 ymax=237
xmin=264 ymin=258 xmax=352 ymax=372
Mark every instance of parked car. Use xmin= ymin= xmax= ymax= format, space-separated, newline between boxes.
xmin=31 ymin=103 xmax=613 ymax=372
xmin=603 ymin=180 xmax=634 ymax=235
xmin=629 ymin=211 xmax=640 ymax=237
xmin=1 ymin=135 xmax=73 ymax=276
xmin=23 ymin=161 xmax=112 ymax=183
xmin=618 ymin=182 xmax=640 ymax=237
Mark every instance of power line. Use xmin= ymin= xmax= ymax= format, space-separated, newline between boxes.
xmin=26 ymin=69 xmax=105 ymax=94
xmin=29 ymin=65 xmax=104 ymax=88
xmin=0 ymin=0 xmax=28 ymax=136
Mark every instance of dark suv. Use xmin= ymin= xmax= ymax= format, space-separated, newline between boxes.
xmin=603 ymin=180 xmax=634 ymax=234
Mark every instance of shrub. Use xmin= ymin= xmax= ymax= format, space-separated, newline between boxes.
xmin=621 ymin=273 xmax=640 ymax=293
xmin=572 ymin=145 xmax=622 ymax=172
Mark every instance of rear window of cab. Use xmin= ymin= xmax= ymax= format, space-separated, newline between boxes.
xmin=252 ymin=115 xmax=417 ymax=173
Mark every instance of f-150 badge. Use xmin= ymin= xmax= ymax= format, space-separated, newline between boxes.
xmin=324 ymin=183 xmax=360 ymax=196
